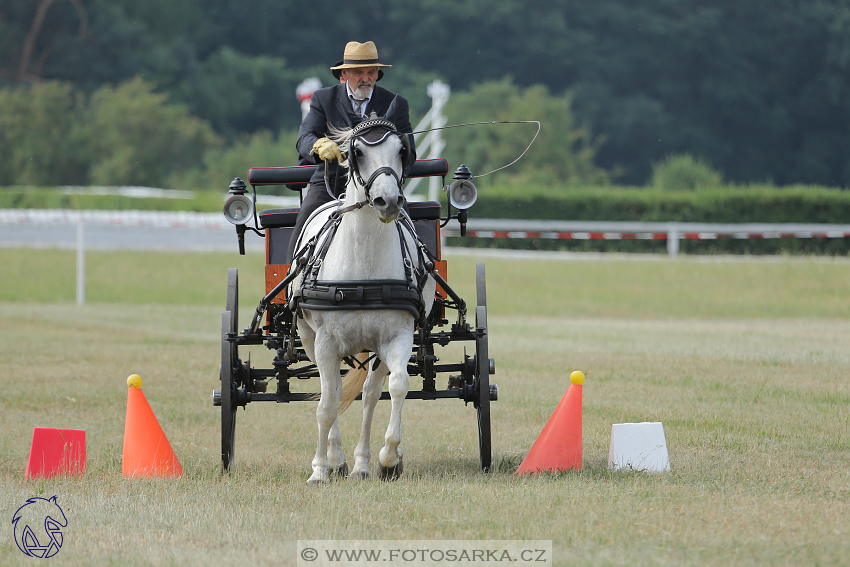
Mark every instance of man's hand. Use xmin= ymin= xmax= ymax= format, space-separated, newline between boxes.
xmin=311 ymin=137 xmax=342 ymax=162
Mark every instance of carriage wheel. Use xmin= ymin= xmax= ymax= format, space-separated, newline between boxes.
xmin=476 ymin=261 xmax=487 ymax=307
xmin=221 ymin=269 xmax=239 ymax=471
xmin=475 ymin=263 xmax=492 ymax=472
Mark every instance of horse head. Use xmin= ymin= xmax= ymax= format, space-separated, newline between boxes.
xmin=332 ymin=113 xmax=411 ymax=223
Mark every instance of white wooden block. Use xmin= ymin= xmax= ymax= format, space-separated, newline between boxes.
xmin=608 ymin=422 xmax=670 ymax=472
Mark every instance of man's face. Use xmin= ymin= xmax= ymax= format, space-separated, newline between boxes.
xmin=342 ymin=67 xmax=379 ymax=98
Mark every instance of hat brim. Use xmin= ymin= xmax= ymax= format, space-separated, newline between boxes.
xmin=329 ymin=62 xmax=392 ymax=70
xmin=331 ymin=62 xmax=385 ymax=81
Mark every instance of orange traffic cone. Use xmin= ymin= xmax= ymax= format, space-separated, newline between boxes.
xmin=24 ymin=428 xmax=86 ymax=479
xmin=515 ymin=371 xmax=584 ymax=475
xmin=122 ymin=375 xmax=183 ymax=478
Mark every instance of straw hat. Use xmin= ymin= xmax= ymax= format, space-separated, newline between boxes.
xmin=330 ymin=41 xmax=390 ymax=80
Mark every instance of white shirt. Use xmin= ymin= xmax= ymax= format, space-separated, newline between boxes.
xmin=345 ymin=82 xmax=373 ymax=116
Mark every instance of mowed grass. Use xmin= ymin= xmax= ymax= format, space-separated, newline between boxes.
xmin=0 ymin=248 xmax=849 ymax=566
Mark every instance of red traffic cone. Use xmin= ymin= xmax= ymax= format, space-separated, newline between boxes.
xmin=24 ymin=428 xmax=86 ymax=479
xmin=515 ymin=371 xmax=584 ymax=475
xmin=122 ymin=375 xmax=183 ymax=478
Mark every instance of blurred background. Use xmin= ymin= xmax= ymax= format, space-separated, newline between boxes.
xmin=3 ymin=0 xmax=850 ymax=191
xmin=4 ymin=0 xmax=850 ymax=258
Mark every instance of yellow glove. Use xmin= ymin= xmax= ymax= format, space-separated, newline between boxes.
xmin=311 ymin=137 xmax=342 ymax=162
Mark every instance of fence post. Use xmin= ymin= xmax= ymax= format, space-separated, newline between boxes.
xmin=76 ymin=220 xmax=85 ymax=305
xmin=667 ymin=226 xmax=679 ymax=258
xmin=426 ymin=80 xmax=450 ymax=202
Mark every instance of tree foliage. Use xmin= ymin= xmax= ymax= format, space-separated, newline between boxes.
xmin=0 ymin=81 xmax=86 ymax=185
xmin=442 ymin=79 xmax=609 ymax=186
xmin=651 ymin=154 xmax=723 ymax=191
xmin=168 ymin=128 xmax=299 ymax=193
xmin=0 ymin=78 xmax=220 ymax=187
xmin=2 ymin=0 xmax=850 ymax=187
xmin=84 ymin=77 xmax=221 ymax=186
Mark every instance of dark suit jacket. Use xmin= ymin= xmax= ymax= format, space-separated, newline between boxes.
xmin=296 ymin=83 xmax=416 ymax=188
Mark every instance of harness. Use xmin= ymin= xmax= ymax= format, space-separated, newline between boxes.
xmin=347 ymin=117 xmax=412 ymax=202
xmin=287 ymin=120 xmax=431 ymax=325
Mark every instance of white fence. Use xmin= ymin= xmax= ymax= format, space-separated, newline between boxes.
xmin=4 ymin=209 xmax=849 ymax=303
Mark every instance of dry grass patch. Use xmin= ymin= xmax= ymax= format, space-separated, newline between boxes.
xmin=0 ymin=252 xmax=849 ymax=565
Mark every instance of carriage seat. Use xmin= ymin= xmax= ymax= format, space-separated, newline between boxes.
xmin=249 ymin=158 xmax=449 ymax=189
xmin=253 ymin=159 xmax=448 ymax=266
xmin=259 ymin=201 xmax=442 ymax=229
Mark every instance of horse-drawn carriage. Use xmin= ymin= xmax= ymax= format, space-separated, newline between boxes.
xmin=215 ymin=116 xmax=497 ymax=482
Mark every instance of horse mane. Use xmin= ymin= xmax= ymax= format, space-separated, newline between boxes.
xmin=327 ymin=124 xmax=354 ymax=170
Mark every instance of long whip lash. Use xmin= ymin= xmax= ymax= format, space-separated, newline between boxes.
xmin=411 ymin=120 xmax=541 ymax=178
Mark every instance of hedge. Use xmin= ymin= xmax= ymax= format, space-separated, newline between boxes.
xmin=446 ymin=185 xmax=850 ymax=255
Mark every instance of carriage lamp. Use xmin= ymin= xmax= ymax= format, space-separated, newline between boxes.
xmin=224 ymin=194 xmax=253 ymax=225
xmin=448 ymin=164 xmax=477 ymax=210
xmin=448 ymin=165 xmax=477 ymax=237
xmin=224 ymin=178 xmax=254 ymax=225
xmin=224 ymin=177 xmax=253 ymax=255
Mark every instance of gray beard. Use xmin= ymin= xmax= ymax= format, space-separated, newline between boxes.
xmin=353 ymin=84 xmax=373 ymax=99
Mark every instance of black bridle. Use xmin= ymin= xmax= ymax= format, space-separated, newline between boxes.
xmin=347 ymin=118 xmax=408 ymax=204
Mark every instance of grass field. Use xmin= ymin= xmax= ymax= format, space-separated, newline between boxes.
xmin=1 ymin=249 xmax=848 ymax=566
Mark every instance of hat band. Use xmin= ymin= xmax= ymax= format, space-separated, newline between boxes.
xmin=343 ymin=58 xmax=380 ymax=65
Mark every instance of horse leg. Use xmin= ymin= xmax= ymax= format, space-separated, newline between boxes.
xmin=351 ymin=360 xmax=388 ymax=480
xmin=327 ymin=380 xmax=348 ymax=478
xmin=377 ymin=340 xmax=411 ymax=480
xmin=307 ymin=353 xmax=342 ymax=485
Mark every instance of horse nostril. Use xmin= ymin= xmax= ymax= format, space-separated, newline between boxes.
xmin=373 ymin=197 xmax=386 ymax=208
xmin=397 ymin=196 xmax=405 ymax=207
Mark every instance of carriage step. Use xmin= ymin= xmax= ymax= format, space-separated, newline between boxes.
xmin=212 ymin=389 xmax=221 ymax=406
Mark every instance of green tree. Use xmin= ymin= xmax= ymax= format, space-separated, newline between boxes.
xmin=176 ymin=47 xmax=292 ymax=137
xmin=0 ymin=80 xmax=87 ymax=185
xmin=84 ymin=77 xmax=221 ymax=187
xmin=168 ymin=128 xmax=299 ymax=192
xmin=650 ymin=154 xmax=723 ymax=191
xmin=442 ymin=79 xmax=609 ymax=187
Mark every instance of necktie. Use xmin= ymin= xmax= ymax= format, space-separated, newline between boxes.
xmin=352 ymin=98 xmax=366 ymax=117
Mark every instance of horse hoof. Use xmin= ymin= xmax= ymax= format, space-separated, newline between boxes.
xmin=350 ymin=468 xmax=371 ymax=481
xmin=378 ymin=456 xmax=403 ymax=481
xmin=306 ymin=471 xmax=330 ymax=486
xmin=330 ymin=462 xmax=349 ymax=478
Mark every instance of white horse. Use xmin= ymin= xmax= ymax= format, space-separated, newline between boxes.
xmin=290 ymin=117 xmax=436 ymax=485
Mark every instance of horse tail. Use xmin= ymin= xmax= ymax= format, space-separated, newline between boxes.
xmin=337 ymin=352 xmax=372 ymax=415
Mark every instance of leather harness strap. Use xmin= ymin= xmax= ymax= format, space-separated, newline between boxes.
xmin=294 ymin=279 xmax=423 ymax=319
xmin=290 ymin=206 xmax=431 ymax=325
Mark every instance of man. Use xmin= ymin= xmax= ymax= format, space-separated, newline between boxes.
xmin=287 ymin=41 xmax=416 ymax=262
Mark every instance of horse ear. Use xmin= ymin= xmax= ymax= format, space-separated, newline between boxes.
xmin=381 ymin=95 xmax=401 ymax=125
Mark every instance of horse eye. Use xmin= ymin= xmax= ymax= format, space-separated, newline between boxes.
xmin=354 ymin=147 xmax=364 ymax=157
